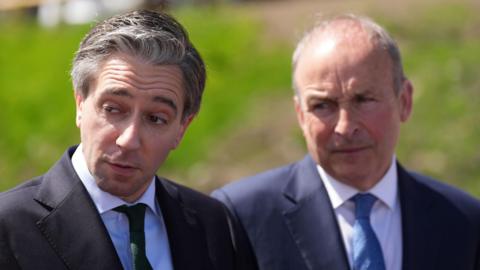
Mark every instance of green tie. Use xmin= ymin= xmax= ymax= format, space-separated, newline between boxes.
xmin=114 ymin=204 xmax=153 ymax=270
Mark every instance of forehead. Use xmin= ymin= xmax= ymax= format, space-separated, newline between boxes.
xmin=92 ymin=54 xmax=185 ymax=104
xmin=294 ymin=30 xmax=394 ymax=96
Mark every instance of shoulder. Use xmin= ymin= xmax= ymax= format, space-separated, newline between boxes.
xmin=158 ymin=178 xmax=227 ymax=217
xmin=211 ymin=157 xmax=319 ymax=223
xmin=0 ymin=176 xmax=46 ymax=244
xmin=158 ymin=178 xmax=259 ymax=269
xmin=212 ymin=160 xmax=300 ymax=206
xmin=413 ymin=171 xmax=480 ymax=206
xmin=0 ymin=177 xmax=43 ymax=214
xmin=404 ymin=169 xmax=480 ymax=218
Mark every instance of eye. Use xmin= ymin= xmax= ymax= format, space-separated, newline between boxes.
xmin=313 ymin=102 xmax=331 ymax=110
xmin=354 ymin=94 xmax=378 ymax=112
xmin=308 ymin=99 xmax=336 ymax=115
xmin=355 ymin=95 xmax=376 ymax=103
xmin=102 ymin=103 xmax=121 ymax=114
xmin=147 ymin=114 xmax=168 ymax=125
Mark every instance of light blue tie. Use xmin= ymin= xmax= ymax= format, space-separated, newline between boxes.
xmin=352 ymin=193 xmax=386 ymax=270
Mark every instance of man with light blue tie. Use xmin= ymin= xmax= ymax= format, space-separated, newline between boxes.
xmin=0 ymin=10 xmax=257 ymax=270
xmin=212 ymin=14 xmax=480 ymax=270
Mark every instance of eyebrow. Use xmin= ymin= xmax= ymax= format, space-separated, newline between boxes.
xmin=104 ymin=88 xmax=178 ymax=115
xmin=303 ymin=90 xmax=334 ymax=100
xmin=153 ymin=96 xmax=178 ymax=115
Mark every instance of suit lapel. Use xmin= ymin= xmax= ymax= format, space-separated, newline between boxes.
xmin=34 ymin=148 xmax=123 ymax=270
xmin=398 ymin=164 xmax=440 ymax=270
xmin=282 ymin=156 xmax=350 ymax=270
xmin=155 ymin=178 xmax=211 ymax=270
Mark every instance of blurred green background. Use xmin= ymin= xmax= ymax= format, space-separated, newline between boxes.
xmin=0 ymin=0 xmax=479 ymax=197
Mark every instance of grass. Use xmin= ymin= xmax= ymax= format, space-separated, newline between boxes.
xmin=0 ymin=2 xmax=479 ymax=198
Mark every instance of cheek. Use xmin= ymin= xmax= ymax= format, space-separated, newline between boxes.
xmin=303 ymin=116 xmax=331 ymax=147
xmin=145 ymin=128 xmax=180 ymax=154
xmin=363 ymin=110 xmax=400 ymax=146
xmin=80 ymin=111 xmax=116 ymax=149
xmin=142 ymin=138 xmax=174 ymax=170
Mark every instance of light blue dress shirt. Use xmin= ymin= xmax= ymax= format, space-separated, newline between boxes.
xmin=318 ymin=156 xmax=402 ymax=270
xmin=72 ymin=145 xmax=173 ymax=270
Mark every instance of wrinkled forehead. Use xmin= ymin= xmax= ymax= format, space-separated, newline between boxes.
xmin=87 ymin=53 xmax=184 ymax=90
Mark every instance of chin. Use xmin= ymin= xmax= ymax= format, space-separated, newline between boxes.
xmin=332 ymin=164 xmax=370 ymax=181
xmin=96 ymin=178 xmax=129 ymax=195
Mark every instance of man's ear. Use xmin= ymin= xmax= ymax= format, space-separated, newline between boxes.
xmin=399 ymin=79 xmax=413 ymax=122
xmin=74 ymin=92 xmax=84 ymax=128
xmin=172 ymin=114 xmax=195 ymax=149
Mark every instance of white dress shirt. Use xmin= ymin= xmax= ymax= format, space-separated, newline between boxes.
xmin=72 ymin=144 xmax=173 ymax=270
xmin=318 ymin=156 xmax=402 ymax=270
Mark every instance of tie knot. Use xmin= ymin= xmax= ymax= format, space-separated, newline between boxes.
xmin=114 ymin=203 xmax=147 ymax=232
xmin=352 ymin=193 xmax=377 ymax=219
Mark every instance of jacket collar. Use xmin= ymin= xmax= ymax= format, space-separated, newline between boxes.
xmin=281 ymin=156 xmax=443 ymax=270
xmin=397 ymin=164 xmax=439 ymax=270
xmin=155 ymin=178 xmax=213 ymax=270
xmin=34 ymin=146 xmax=123 ymax=269
xmin=34 ymin=146 xmax=213 ymax=270
xmin=281 ymin=155 xmax=350 ymax=270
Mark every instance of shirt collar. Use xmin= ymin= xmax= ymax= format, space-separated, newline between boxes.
xmin=318 ymin=155 xmax=398 ymax=210
xmin=71 ymin=144 xmax=159 ymax=215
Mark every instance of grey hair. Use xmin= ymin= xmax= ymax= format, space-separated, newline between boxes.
xmin=71 ymin=10 xmax=205 ymax=120
xmin=292 ymin=14 xmax=406 ymax=95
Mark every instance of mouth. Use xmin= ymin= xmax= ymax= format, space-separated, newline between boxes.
xmin=331 ymin=146 xmax=370 ymax=154
xmin=105 ymin=160 xmax=139 ymax=176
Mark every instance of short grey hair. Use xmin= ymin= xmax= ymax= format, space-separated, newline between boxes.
xmin=292 ymin=14 xmax=406 ymax=95
xmin=71 ymin=10 xmax=206 ymax=120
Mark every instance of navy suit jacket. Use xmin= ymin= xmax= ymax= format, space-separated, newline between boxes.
xmin=0 ymin=147 xmax=256 ymax=270
xmin=213 ymin=155 xmax=480 ymax=270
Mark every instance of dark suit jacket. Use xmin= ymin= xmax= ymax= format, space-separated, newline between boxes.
xmin=0 ymin=147 xmax=256 ymax=270
xmin=212 ymin=155 xmax=480 ymax=270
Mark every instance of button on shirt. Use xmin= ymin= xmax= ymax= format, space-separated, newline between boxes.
xmin=318 ymin=156 xmax=402 ymax=270
xmin=72 ymin=145 xmax=173 ymax=270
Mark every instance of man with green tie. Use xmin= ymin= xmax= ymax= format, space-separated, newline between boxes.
xmin=0 ymin=10 xmax=256 ymax=270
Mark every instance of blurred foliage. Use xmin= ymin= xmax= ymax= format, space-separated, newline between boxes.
xmin=0 ymin=2 xmax=479 ymax=197
xmin=0 ymin=20 xmax=88 ymax=190
xmin=379 ymin=3 xmax=480 ymax=196
xmin=165 ymin=7 xmax=291 ymax=170
xmin=0 ymin=6 xmax=291 ymax=191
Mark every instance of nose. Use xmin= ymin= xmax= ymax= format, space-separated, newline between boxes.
xmin=334 ymin=108 xmax=358 ymax=138
xmin=116 ymin=120 xmax=141 ymax=150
